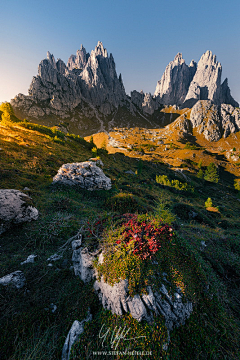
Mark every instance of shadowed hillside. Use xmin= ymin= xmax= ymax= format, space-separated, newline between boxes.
xmin=0 ymin=104 xmax=240 ymax=359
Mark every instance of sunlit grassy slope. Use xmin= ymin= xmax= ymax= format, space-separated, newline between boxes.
xmin=0 ymin=103 xmax=240 ymax=359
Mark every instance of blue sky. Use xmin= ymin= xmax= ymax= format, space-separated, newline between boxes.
xmin=0 ymin=0 xmax=240 ymax=103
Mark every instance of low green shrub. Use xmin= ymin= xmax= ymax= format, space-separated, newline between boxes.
xmin=234 ymin=179 xmax=240 ymax=191
xmin=205 ymin=198 xmax=213 ymax=208
xmin=156 ymin=175 xmax=194 ymax=193
xmin=204 ymin=163 xmax=219 ymax=183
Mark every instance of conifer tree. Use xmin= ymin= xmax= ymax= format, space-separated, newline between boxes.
xmin=204 ymin=162 xmax=219 ymax=183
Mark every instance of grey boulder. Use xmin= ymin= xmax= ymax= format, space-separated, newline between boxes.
xmin=0 ymin=270 xmax=26 ymax=289
xmin=53 ymin=161 xmax=111 ymax=190
xmin=0 ymin=189 xmax=38 ymax=234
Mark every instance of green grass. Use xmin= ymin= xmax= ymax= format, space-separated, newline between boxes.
xmin=0 ymin=106 xmax=240 ymax=359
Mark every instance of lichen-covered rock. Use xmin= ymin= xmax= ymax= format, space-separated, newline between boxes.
xmin=0 ymin=189 xmax=38 ymax=234
xmin=53 ymin=161 xmax=111 ymax=190
xmin=0 ymin=270 xmax=26 ymax=289
xmin=61 ymin=310 xmax=92 ymax=360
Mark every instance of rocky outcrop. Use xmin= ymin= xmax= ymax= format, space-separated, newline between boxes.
xmin=0 ymin=270 xmax=26 ymax=289
xmin=220 ymin=78 xmax=239 ymax=108
xmin=72 ymin=244 xmax=193 ymax=334
xmin=72 ymin=239 xmax=98 ymax=283
xmin=10 ymin=45 xmax=239 ymax=137
xmin=94 ymin=277 xmax=193 ymax=331
xmin=0 ymin=189 xmax=38 ymax=234
xmin=61 ymin=310 xmax=92 ymax=360
xmin=220 ymin=103 xmax=240 ymax=138
xmin=53 ymin=161 xmax=111 ymax=190
xmin=190 ymin=100 xmax=221 ymax=141
xmin=154 ymin=53 xmax=197 ymax=106
xmin=184 ymin=51 xmax=222 ymax=107
xmin=172 ymin=113 xmax=192 ymax=135
xmin=154 ymin=51 xmax=238 ymax=109
xmin=189 ymin=100 xmax=240 ymax=141
xmin=11 ymin=41 xmax=126 ymax=124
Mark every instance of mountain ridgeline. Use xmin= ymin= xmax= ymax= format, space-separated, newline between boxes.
xmin=11 ymin=42 xmax=239 ymax=139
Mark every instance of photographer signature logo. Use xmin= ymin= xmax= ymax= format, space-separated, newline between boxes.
xmin=99 ymin=323 xmax=146 ymax=350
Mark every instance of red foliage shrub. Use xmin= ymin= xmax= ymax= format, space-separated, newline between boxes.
xmin=116 ymin=214 xmax=173 ymax=260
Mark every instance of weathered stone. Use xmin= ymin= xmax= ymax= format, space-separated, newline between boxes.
xmin=47 ymin=254 xmax=63 ymax=262
xmin=0 ymin=270 xmax=26 ymax=289
xmin=184 ymin=51 xmax=222 ymax=107
xmin=21 ymin=255 xmax=37 ymax=265
xmin=154 ymin=53 xmax=197 ymax=106
xmin=190 ymin=100 xmax=221 ymax=141
xmin=221 ymin=103 xmax=240 ymax=138
xmin=0 ymin=189 xmax=38 ymax=234
xmin=94 ymin=276 xmax=192 ymax=331
xmin=72 ymin=244 xmax=96 ymax=283
xmin=12 ymin=41 xmax=126 ymax=125
xmin=61 ymin=310 xmax=92 ymax=360
xmin=53 ymin=161 xmax=111 ymax=190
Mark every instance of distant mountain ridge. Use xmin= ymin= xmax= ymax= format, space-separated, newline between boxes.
xmin=11 ymin=42 xmax=239 ymax=138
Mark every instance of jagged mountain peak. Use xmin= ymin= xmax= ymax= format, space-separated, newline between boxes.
xmin=93 ymin=41 xmax=108 ymax=58
xmin=189 ymin=59 xmax=196 ymax=68
xmin=174 ymin=53 xmax=185 ymax=64
xmin=200 ymin=50 xmax=218 ymax=65
xmin=46 ymin=51 xmax=57 ymax=69
xmin=154 ymin=53 xmax=196 ymax=106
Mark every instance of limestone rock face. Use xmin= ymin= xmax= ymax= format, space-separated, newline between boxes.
xmin=130 ymin=90 xmax=160 ymax=115
xmin=184 ymin=51 xmax=222 ymax=107
xmin=72 ymin=245 xmax=193 ymax=331
xmin=0 ymin=189 xmax=38 ymax=234
xmin=220 ymin=104 xmax=240 ymax=138
xmin=130 ymin=90 xmax=144 ymax=109
xmin=154 ymin=53 xmax=197 ymax=106
xmin=154 ymin=50 xmax=238 ymax=109
xmin=190 ymin=100 xmax=221 ymax=141
xmin=189 ymin=100 xmax=240 ymax=141
xmin=67 ymin=44 xmax=89 ymax=71
xmin=11 ymin=41 xmax=126 ymax=123
xmin=53 ymin=161 xmax=111 ymax=190
xmin=94 ymin=277 xmax=193 ymax=331
xmin=220 ymin=78 xmax=239 ymax=108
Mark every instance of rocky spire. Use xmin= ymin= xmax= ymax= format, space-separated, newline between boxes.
xmin=220 ymin=78 xmax=239 ymax=107
xmin=154 ymin=53 xmax=196 ymax=106
xmin=67 ymin=45 xmax=90 ymax=71
xmin=47 ymin=51 xmax=57 ymax=69
xmin=183 ymin=50 xmax=222 ymax=107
